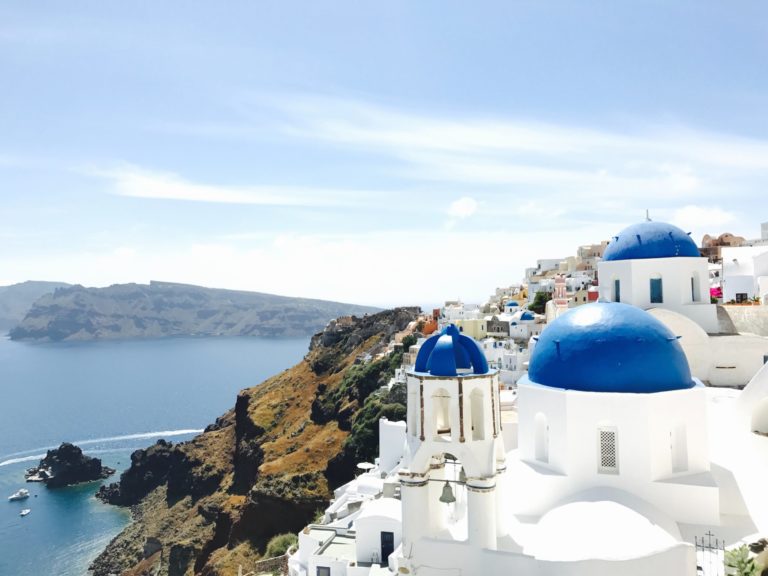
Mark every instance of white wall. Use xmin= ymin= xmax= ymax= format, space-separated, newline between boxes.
xmin=397 ymin=533 xmax=693 ymax=576
xmin=598 ymin=256 xmax=718 ymax=333
xmin=355 ymin=513 xmax=401 ymax=566
xmin=378 ymin=419 xmax=406 ymax=473
xmin=707 ymin=334 xmax=768 ymax=387
xmin=308 ymin=556 xmax=347 ymax=576
xmin=722 ymin=246 xmax=768 ymax=302
xmin=513 ymin=380 xmax=719 ymax=524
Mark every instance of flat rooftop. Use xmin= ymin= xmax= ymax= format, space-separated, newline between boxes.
xmin=318 ymin=534 xmax=356 ymax=562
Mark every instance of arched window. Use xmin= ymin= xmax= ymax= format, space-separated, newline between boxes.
xmin=597 ymin=426 xmax=619 ymax=474
xmin=534 ymin=412 xmax=549 ymax=463
xmin=650 ymin=275 xmax=663 ymax=304
xmin=470 ymin=389 xmax=485 ymax=441
xmin=671 ymin=424 xmax=688 ymax=473
xmin=432 ymin=388 xmax=451 ymax=439
xmin=691 ymin=273 xmax=701 ymax=302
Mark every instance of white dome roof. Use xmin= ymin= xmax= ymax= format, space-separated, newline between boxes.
xmin=524 ymin=499 xmax=679 ymax=561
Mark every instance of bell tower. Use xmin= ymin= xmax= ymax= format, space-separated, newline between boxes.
xmin=399 ymin=325 xmax=506 ymax=562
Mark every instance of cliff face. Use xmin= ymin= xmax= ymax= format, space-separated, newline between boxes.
xmin=9 ymin=281 xmax=380 ymax=341
xmin=91 ymin=307 xmax=418 ymax=576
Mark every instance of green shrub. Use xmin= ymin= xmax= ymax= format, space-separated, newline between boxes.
xmin=401 ymin=333 xmax=418 ymax=350
xmin=529 ymin=291 xmax=551 ymax=314
xmin=725 ymin=545 xmax=759 ymax=576
xmin=265 ymin=532 xmax=298 ymax=558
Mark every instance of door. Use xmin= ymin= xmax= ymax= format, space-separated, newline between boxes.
xmin=381 ymin=531 xmax=394 ymax=562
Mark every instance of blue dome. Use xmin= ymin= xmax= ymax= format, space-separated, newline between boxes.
xmin=603 ymin=221 xmax=700 ymax=261
xmin=520 ymin=311 xmax=535 ymax=321
xmin=506 ymin=301 xmax=519 ymax=307
xmin=528 ymin=303 xmax=694 ymax=393
xmin=414 ymin=324 xmax=490 ymax=377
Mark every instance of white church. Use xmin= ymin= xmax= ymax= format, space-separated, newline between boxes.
xmin=596 ymin=220 xmax=768 ymax=387
xmin=288 ymin=222 xmax=768 ymax=576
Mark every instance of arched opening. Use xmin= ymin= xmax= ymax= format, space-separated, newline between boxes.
xmin=432 ymin=388 xmax=451 ymax=439
xmin=752 ymin=397 xmax=768 ymax=435
xmin=650 ymin=274 xmax=663 ymax=304
xmin=691 ymin=273 xmax=701 ymax=303
xmin=534 ymin=412 xmax=549 ymax=463
xmin=470 ymin=389 xmax=485 ymax=441
xmin=671 ymin=423 xmax=688 ymax=473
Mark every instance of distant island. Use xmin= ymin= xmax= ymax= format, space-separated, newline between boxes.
xmin=6 ymin=281 xmax=380 ymax=341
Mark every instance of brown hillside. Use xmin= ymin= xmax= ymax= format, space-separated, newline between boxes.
xmin=91 ymin=307 xmax=418 ymax=576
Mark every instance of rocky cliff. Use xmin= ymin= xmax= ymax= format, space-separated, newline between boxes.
xmin=91 ymin=307 xmax=418 ymax=576
xmin=10 ymin=281 xmax=380 ymax=341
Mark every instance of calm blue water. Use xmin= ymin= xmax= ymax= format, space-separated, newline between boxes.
xmin=0 ymin=335 xmax=309 ymax=575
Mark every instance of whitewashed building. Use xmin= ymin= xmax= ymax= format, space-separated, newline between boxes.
xmin=721 ymin=245 xmax=768 ymax=304
xmin=289 ymin=306 xmax=768 ymax=576
xmin=597 ymin=220 xmax=768 ymax=386
xmin=597 ymin=220 xmax=719 ymax=333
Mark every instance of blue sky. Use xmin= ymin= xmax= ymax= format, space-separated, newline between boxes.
xmin=1 ymin=1 xmax=767 ymax=306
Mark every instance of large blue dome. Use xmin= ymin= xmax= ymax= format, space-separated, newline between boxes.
xmin=528 ymin=303 xmax=694 ymax=393
xmin=413 ymin=324 xmax=490 ymax=377
xmin=603 ymin=221 xmax=700 ymax=261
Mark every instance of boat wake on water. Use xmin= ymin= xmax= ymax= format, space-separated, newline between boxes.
xmin=0 ymin=429 xmax=203 ymax=467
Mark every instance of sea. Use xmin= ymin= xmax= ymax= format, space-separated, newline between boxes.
xmin=0 ymin=334 xmax=309 ymax=576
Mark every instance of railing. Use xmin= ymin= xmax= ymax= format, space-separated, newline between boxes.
xmin=695 ymin=531 xmax=724 ymax=576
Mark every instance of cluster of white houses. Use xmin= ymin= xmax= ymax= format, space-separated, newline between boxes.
xmin=288 ymin=219 xmax=768 ymax=576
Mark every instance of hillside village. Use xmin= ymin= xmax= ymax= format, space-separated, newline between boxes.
xmin=284 ymin=218 xmax=768 ymax=576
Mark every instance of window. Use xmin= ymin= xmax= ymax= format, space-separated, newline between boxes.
xmin=614 ymin=279 xmax=621 ymax=303
xmin=650 ymin=277 xmax=663 ymax=303
xmin=598 ymin=427 xmax=618 ymax=474
xmin=317 ymin=567 xmax=331 ymax=576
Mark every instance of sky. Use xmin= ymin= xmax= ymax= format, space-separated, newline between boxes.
xmin=1 ymin=1 xmax=767 ymax=308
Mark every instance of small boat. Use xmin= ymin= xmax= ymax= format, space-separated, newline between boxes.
xmin=8 ymin=489 xmax=30 ymax=501
xmin=19 ymin=509 xmax=31 ymax=517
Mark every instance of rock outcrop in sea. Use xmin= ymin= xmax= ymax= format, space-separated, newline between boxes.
xmin=26 ymin=442 xmax=115 ymax=488
xmin=91 ymin=307 xmax=419 ymax=576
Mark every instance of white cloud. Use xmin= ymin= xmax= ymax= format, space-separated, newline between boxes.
xmin=447 ymin=197 xmax=478 ymax=219
xmin=670 ymin=205 xmax=738 ymax=244
xmin=89 ymin=164 xmax=369 ymax=207
xmin=0 ymin=225 xmax=619 ymax=307
xmin=272 ymin=95 xmax=768 ymax=207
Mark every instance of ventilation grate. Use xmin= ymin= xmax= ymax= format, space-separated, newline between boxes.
xmin=598 ymin=428 xmax=618 ymax=473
